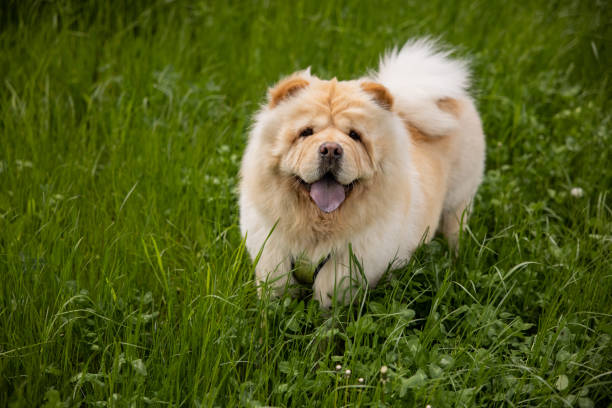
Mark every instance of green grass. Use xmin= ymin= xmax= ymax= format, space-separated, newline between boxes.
xmin=1 ymin=0 xmax=611 ymax=406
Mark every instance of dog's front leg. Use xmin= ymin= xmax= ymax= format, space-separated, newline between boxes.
xmin=253 ymin=244 xmax=297 ymax=299
xmin=312 ymin=252 xmax=366 ymax=308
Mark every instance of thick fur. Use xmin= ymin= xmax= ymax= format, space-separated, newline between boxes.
xmin=239 ymin=39 xmax=485 ymax=308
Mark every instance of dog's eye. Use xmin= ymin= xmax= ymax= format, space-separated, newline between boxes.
xmin=299 ymin=127 xmax=314 ymax=137
xmin=349 ymin=129 xmax=361 ymax=141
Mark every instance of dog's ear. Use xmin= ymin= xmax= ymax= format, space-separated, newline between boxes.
xmin=268 ymin=76 xmax=310 ymax=108
xmin=361 ymin=81 xmax=393 ymax=110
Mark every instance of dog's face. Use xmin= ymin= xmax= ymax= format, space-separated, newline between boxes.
xmin=254 ymin=74 xmax=397 ymax=214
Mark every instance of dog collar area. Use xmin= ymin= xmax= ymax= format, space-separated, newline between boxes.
xmin=291 ymin=253 xmax=331 ymax=285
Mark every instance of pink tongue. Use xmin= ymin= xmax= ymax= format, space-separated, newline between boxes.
xmin=309 ymin=177 xmax=346 ymax=213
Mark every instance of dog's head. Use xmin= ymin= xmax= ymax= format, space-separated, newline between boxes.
xmin=247 ymin=71 xmax=401 ymax=216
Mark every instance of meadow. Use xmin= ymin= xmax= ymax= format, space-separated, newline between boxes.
xmin=1 ymin=0 xmax=611 ymax=406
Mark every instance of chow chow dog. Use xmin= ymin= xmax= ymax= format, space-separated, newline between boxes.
xmin=239 ymin=39 xmax=485 ymax=308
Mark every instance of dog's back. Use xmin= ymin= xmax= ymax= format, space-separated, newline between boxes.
xmin=374 ymin=39 xmax=486 ymax=246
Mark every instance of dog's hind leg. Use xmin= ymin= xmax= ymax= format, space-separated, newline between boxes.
xmin=441 ymin=199 xmax=472 ymax=250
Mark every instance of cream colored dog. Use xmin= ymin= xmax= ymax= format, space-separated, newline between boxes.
xmin=239 ymin=40 xmax=485 ymax=308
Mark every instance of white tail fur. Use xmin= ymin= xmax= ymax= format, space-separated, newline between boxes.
xmin=374 ymin=39 xmax=471 ymax=136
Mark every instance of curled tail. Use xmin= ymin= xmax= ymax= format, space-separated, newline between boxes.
xmin=374 ymin=39 xmax=471 ymax=137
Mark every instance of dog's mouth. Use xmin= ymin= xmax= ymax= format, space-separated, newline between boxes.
xmin=297 ymin=173 xmax=356 ymax=213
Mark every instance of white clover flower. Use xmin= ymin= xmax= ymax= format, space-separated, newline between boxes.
xmin=335 ymin=364 xmax=342 ymax=371
xmin=358 ymin=377 xmax=364 ymax=383
xmin=570 ymin=187 xmax=584 ymax=198
xmin=345 ymin=369 xmax=351 ymax=377
xmin=15 ymin=160 xmax=33 ymax=171
xmin=380 ymin=365 xmax=388 ymax=375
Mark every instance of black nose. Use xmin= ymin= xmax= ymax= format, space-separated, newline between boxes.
xmin=319 ymin=142 xmax=343 ymax=159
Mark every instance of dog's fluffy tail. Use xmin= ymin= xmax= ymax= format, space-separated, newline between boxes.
xmin=374 ymin=39 xmax=471 ymax=137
